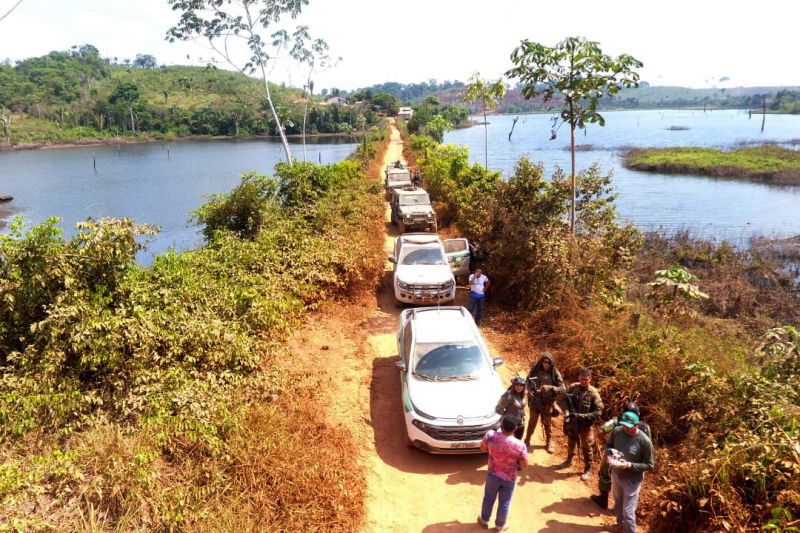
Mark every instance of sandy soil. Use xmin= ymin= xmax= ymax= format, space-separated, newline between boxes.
xmin=285 ymin=124 xmax=617 ymax=532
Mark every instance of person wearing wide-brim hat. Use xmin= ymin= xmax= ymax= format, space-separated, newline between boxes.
xmin=604 ymin=410 xmax=655 ymax=533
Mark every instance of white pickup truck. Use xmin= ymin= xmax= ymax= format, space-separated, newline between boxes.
xmin=389 ymin=233 xmax=470 ymax=306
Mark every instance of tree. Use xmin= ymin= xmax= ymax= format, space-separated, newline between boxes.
xmin=289 ymin=27 xmax=334 ymax=162
xmin=460 ymin=72 xmax=506 ymax=169
xmin=507 ymin=36 xmax=642 ymax=232
xmin=167 ymin=0 xmax=318 ymax=166
xmin=425 ymin=115 xmax=450 ymax=143
xmin=0 ymin=107 xmax=11 ymax=144
xmin=133 ymin=54 xmax=158 ymax=69
xmin=110 ymin=81 xmax=140 ymax=134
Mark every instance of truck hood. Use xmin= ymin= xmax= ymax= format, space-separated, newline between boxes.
xmin=399 ymin=205 xmax=434 ymax=216
xmin=396 ymin=265 xmax=452 ymax=284
xmin=408 ymin=375 xmax=504 ymax=419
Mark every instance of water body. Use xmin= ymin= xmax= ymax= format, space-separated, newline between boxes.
xmin=0 ymin=137 xmax=357 ymax=263
xmin=445 ymin=109 xmax=800 ymax=242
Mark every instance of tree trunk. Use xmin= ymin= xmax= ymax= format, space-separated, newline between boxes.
xmin=303 ymin=85 xmax=310 ymax=162
xmin=259 ymin=63 xmax=293 ymax=166
xmin=570 ymin=120 xmax=576 ymax=234
xmin=508 ymin=116 xmax=519 ymax=141
xmin=761 ymin=95 xmax=766 ymax=132
xmin=483 ymin=105 xmax=488 ymax=169
xmin=129 ymin=105 xmax=136 ymax=135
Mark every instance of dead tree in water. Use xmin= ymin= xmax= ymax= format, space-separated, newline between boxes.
xmin=761 ymin=95 xmax=766 ymax=132
xmin=508 ymin=116 xmax=519 ymax=140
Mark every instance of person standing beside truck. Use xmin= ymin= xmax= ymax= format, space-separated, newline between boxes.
xmin=524 ymin=352 xmax=565 ymax=453
xmin=468 ymin=268 xmax=490 ymax=326
xmin=557 ymin=368 xmax=604 ymax=481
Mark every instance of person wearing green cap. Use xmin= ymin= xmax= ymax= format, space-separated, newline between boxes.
xmin=604 ymin=410 xmax=654 ymax=533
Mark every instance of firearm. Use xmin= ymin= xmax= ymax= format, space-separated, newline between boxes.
xmin=562 ymin=391 xmax=580 ymax=436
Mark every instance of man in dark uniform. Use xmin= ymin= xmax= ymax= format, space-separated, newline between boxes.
xmin=557 ymin=368 xmax=603 ymax=481
xmin=524 ymin=352 xmax=565 ymax=453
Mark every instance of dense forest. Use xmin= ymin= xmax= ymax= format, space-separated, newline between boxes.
xmin=0 ymin=45 xmax=397 ymax=145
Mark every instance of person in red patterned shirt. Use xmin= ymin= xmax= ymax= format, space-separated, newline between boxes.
xmin=477 ymin=415 xmax=528 ymax=531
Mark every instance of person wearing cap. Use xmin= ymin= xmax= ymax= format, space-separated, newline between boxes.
xmin=524 ymin=352 xmax=565 ymax=453
xmin=495 ymin=377 xmax=527 ymax=440
xmin=478 ymin=414 xmax=528 ymax=531
xmin=604 ymin=410 xmax=655 ymax=533
xmin=557 ymin=368 xmax=604 ymax=481
xmin=591 ymin=401 xmax=651 ymax=509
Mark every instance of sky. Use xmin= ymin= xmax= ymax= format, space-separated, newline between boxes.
xmin=1 ymin=0 xmax=798 ymax=91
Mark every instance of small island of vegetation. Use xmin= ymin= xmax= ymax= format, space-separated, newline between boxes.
xmin=624 ymin=144 xmax=800 ymax=185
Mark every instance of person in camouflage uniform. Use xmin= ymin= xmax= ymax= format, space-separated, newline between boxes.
xmin=591 ymin=401 xmax=651 ymax=510
xmin=523 ymin=352 xmax=565 ymax=453
xmin=556 ymin=368 xmax=604 ymax=481
xmin=495 ymin=377 xmax=527 ymax=440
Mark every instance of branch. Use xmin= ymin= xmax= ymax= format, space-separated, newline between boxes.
xmin=0 ymin=0 xmax=24 ymax=22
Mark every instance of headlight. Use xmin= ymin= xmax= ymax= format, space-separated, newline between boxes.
xmin=443 ymin=279 xmax=455 ymax=290
xmin=404 ymin=216 xmax=414 ymax=222
xmin=398 ymin=280 xmax=410 ymax=289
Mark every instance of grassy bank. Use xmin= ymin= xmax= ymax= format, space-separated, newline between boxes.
xmin=405 ymin=129 xmax=800 ymax=531
xmin=624 ymin=145 xmax=800 ymax=185
xmin=0 ymin=131 xmax=389 ymax=529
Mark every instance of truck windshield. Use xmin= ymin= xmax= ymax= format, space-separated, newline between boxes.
xmin=400 ymin=248 xmax=445 ymax=265
xmin=400 ymin=194 xmax=430 ymax=206
xmin=388 ymin=172 xmax=410 ymax=183
xmin=412 ymin=342 xmax=489 ymax=379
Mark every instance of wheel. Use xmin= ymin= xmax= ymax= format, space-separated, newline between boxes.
xmin=399 ymin=222 xmax=406 ymax=234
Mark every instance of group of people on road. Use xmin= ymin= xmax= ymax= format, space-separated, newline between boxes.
xmin=483 ymin=355 xmax=655 ymax=533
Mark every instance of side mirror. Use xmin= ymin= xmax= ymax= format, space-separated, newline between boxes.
xmin=493 ymin=357 xmax=504 ymax=367
xmin=388 ymin=256 xmax=396 ymax=263
xmin=394 ymin=360 xmax=407 ymax=371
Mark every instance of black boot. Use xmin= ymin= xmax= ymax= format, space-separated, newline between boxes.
xmin=590 ymin=491 xmax=609 ymax=509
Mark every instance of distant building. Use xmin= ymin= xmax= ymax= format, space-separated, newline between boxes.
xmin=398 ymin=107 xmax=414 ymax=120
xmin=326 ymin=96 xmax=348 ymax=106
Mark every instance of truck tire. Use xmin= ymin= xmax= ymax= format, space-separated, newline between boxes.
xmin=399 ymin=221 xmax=406 ymax=234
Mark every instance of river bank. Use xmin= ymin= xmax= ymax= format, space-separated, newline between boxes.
xmin=0 ymin=131 xmax=362 ymax=152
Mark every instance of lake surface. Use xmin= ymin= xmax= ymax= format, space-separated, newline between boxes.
xmin=445 ymin=109 xmax=800 ymax=243
xmin=0 ymin=137 xmax=357 ymax=263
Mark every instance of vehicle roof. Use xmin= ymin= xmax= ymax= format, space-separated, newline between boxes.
xmin=394 ymin=187 xmax=428 ymax=196
xmin=398 ymin=233 xmax=441 ymax=244
xmin=410 ymin=308 xmax=477 ymax=344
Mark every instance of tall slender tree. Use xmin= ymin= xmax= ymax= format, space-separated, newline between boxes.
xmin=167 ymin=0 xmax=320 ymax=166
xmin=460 ymin=73 xmax=506 ymax=169
xmin=507 ymin=37 xmax=642 ymax=232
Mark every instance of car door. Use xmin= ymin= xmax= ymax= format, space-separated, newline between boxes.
xmin=444 ymin=238 xmax=470 ymax=282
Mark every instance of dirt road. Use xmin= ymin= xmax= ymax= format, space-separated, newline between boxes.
xmin=288 ymin=124 xmax=615 ymax=532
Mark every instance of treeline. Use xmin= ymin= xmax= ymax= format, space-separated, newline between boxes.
xmin=349 ymin=79 xmax=465 ymax=103
xmin=404 ymin=128 xmax=800 ymax=531
xmin=0 ymin=45 xmax=387 ymax=144
xmin=490 ymin=85 xmax=800 ymax=114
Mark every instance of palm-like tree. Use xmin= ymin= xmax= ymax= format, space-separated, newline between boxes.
xmin=461 ymin=73 xmax=506 ymax=169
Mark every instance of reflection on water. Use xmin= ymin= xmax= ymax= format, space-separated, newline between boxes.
xmin=445 ymin=109 xmax=800 ymax=243
xmin=0 ymin=137 xmax=357 ymax=263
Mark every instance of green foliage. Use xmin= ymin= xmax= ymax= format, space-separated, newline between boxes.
xmin=406 ymin=97 xmax=469 ymax=141
xmin=625 ymin=145 xmax=800 ymax=185
xmin=648 ymin=266 xmax=710 ymax=314
xmin=194 ymin=172 xmax=279 ymax=241
xmin=0 ymin=155 xmax=385 ymax=527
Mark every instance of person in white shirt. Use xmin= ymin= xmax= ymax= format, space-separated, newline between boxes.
xmin=468 ymin=268 xmax=490 ymax=325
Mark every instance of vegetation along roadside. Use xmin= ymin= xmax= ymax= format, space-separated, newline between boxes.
xmin=0 ymin=129 xmax=389 ymax=529
xmin=624 ymin=145 xmax=800 ymax=185
xmin=403 ymin=119 xmax=800 ymax=531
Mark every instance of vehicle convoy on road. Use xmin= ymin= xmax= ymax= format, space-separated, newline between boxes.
xmin=384 ymin=161 xmax=412 ymax=198
xmin=394 ymin=306 xmax=506 ymax=453
xmin=389 ymin=233 xmax=469 ymax=306
xmin=390 ymin=187 xmax=437 ymax=233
